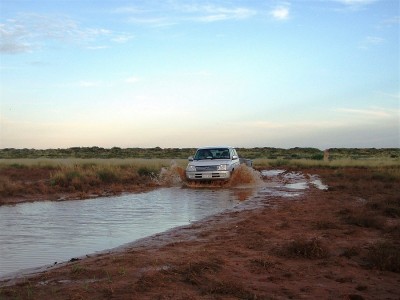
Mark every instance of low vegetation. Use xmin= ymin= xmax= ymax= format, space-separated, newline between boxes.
xmin=366 ymin=241 xmax=400 ymax=273
xmin=1 ymin=147 xmax=399 ymax=203
xmin=276 ymin=237 xmax=329 ymax=259
xmin=1 ymin=146 xmax=398 ymax=161
xmin=0 ymin=159 xmax=187 ymax=201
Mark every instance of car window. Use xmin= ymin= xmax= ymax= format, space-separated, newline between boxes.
xmin=194 ymin=148 xmax=230 ymax=160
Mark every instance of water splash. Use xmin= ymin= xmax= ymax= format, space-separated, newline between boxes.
xmin=158 ymin=161 xmax=185 ymax=186
xmin=308 ymin=174 xmax=329 ymax=190
xmin=157 ymin=163 xmax=328 ymax=193
xmin=157 ymin=162 xmax=263 ymax=189
xmin=261 ymin=169 xmax=285 ymax=177
xmin=228 ymin=164 xmax=263 ymax=187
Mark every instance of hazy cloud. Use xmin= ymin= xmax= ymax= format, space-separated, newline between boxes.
xmin=270 ymin=5 xmax=290 ymax=21
xmin=111 ymin=34 xmax=135 ymax=43
xmin=186 ymin=5 xmax=256 ymax=22
xmin=127 ymin=17 xmax=175 ymax=28
xmin=335 ymin=0 xmax=376 ymax=5
xmin=379 ymin=16 xmax=400 ymax=29
xmin=333 ymin=0 xmax=377 ymax=10
xmin=335 ymin=107 xmax=397 ymax=119
xmin=117 ymin=3 xmax=256 ymax=26
xmin=359 ymin=36 xmax=384 ymax=49
xmin=0 ymin=13 xmax=130 ymax=54
xmin=0 ymin=21 xmax=33 ymax=53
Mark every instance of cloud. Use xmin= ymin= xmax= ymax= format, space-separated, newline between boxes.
xmin=86 ymin=45 xmax=109 ymax=50
xmin=270 ymin=5 xmax=290 ymax=21
xmin=0 ymin=21 xmax=33 ymax=53
xmin=188 ymin=5 xmax=256 ymax=22
xmin=335 ymin=107 xmax=398 ymax=119
xmin=335 ymin=0 xmax=376 ymax=5
xmin=118 ymin=3 xmax=256 ymax=26
xmin=0 ymin=13 xmax=130 ymax=54
xmin=358 ymin=36 xmax=384 ymax=49
xmin=111 ymin=34 xmax=134 ymax=43
xmin=333 ymin=0 xmax=377 ymax=10
xmin=127 ymin=17 xmax=175 ymax=28
xmin=382 ymin=16 xmax=400 ymax=26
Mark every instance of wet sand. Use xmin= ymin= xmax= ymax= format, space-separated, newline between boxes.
xmin=1 ymin=167 xmax=399 ymax=299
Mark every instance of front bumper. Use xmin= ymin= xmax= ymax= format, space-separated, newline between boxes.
xmin=186 ymin=170 xmax=231 ymax=180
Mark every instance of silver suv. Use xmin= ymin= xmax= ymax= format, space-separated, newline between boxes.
xmin=185 ymin=146 xmax=240 ymax=180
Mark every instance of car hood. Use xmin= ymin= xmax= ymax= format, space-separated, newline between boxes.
xmin=189 ymin=159 xmax=232 ymax=166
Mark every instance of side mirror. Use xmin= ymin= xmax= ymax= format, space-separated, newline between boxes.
xmin=232 ymin=155 xmax=238 ymax=160
xmin=188 ymin=156 xmax=194 ymax=161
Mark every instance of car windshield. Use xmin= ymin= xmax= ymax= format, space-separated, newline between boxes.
xmin=194 ymin=148 xmax=230 ymax=160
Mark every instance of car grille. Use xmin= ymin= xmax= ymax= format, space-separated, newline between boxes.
xmin=195 ymin=165 xmax=218 ymax=171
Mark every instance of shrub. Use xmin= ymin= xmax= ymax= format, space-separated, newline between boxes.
xmin=340 ymin=209 xmax=384 ymax=229
xmin=340 ymin=247 xmax=360 ymax=258
xmin=137 ymin=166 xmax=157 ymax=177
xmin=96 ymin=168 xmax=118 ymax=183
xmin=276 ymin=237 xmax=329 ymax=259
xmin=50 ymin=171 xmax=66 ymax=186
xmin=366 ymin=241 xmax=400 ymax=273
xmin=311 ymin=153 xmax=324 ymax=160
xmin=269 ymin=159 xmax=288 ymax=167
xmin=313 ymin=220 xmax=339 ymax=230
xmin=0 ymin=176 xmax=23 ymax=196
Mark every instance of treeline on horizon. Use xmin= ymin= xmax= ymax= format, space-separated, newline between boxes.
xmin=0 ymin=147 xmax=399 ymax=160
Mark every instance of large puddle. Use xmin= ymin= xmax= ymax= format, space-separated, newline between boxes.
xmin=0 ymin=166 xmax=327 ymax=279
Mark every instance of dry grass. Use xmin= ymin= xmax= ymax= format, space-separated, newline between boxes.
xmin=0 ymin=158 xmax=187 ymax=169
xmin=339 ymin=209 xmax=385 ymax=229
xmin=366 ymin=241 xmax=400 ymax=273
xmin=275 ymin=237 xmax=329 ymax=259
xmin=0 ymin=159 xmax=187 ymax=199
xmin=253 ymin=158 xmax=400 ymax=170
xmin=0 ymin=176 xmax=23 ymax=196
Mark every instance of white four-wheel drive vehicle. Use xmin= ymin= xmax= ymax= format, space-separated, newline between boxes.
xmin=185 ymin=146 xmax=247 ymax=181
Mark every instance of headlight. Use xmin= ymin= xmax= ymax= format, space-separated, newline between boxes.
xmin=217 ymin=164 xmax=228 ymax=171
xmin=186 ymin=165 xmax=196 ymax=171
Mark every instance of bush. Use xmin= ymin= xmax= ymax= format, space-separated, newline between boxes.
xmin=366 ymin=241 xmax=400 ymax=273
xmin=276 ymin=237 xmax=329 ymax=259
xmin=96 ymin=168 xmax=118 ymax=183
xmin=340 ymin=209 xmax=384 ymax=229
xmin=0 ymin=176 xmax=23 ymax=196
xmin=137 ymin=166 xmax=157 ymax=177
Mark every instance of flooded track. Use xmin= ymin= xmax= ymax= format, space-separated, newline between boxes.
xmin=0 ymin=166 xmax=327 ymax=278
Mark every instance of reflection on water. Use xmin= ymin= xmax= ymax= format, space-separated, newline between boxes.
xmin=0 ymin=187 xmax=251 ymax=278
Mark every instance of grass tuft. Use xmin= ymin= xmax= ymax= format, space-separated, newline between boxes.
xmin=312 ymin=220 xmax=340 ymax=230
xmin=340 ymin=209 xmax=384 ymax=229
xmin=366 ymin=241 xmax=400 ymax=273
xmin=367 ymin=197 xmax=400 ymax=218
xmin=0 ymin=176 xmax=23 ymax=196
xmin=276 ymin=237 xmax=329 ymax=259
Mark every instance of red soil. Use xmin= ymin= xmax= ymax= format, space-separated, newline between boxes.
xmin=0 ymin=167 xmax=399 ymax=299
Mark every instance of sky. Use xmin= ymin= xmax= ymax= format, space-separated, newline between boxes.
xmin=0 ymin=0 xmax=399 ymax=150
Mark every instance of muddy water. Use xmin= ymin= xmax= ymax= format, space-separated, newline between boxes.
xmin=0 ymin=187 xmax=253 ymax=278
xmin=0 ymin=166 xmax=327 ymax=279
